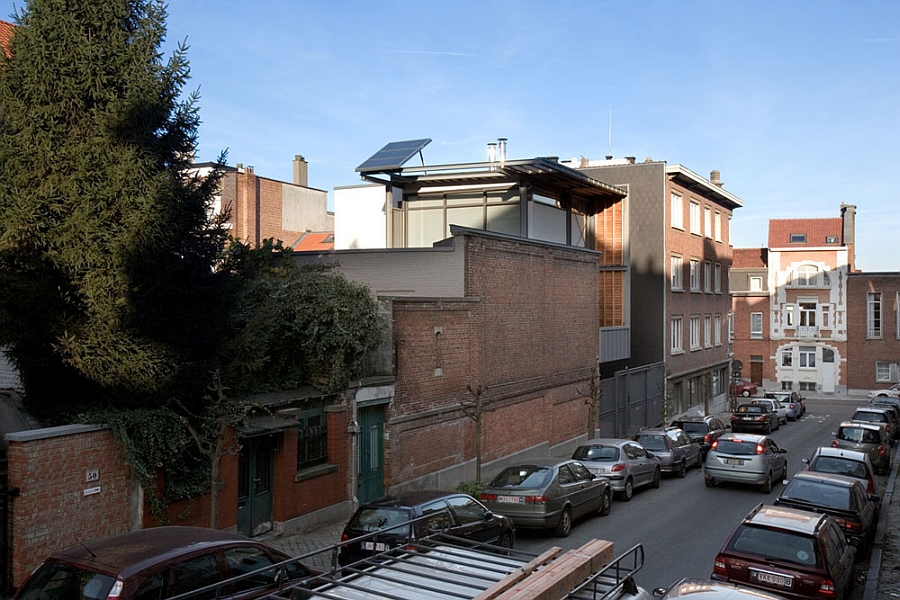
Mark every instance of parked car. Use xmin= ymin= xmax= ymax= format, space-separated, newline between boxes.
xmin=670 ymin=415 xmax=730 ymax=458
xmin=633 ymin=427 xmax=702 ymax=477
xmin=802 ymin=446 xmax=882 ymax=503
xmin=337 ymin=491 xmax=515 ymax=566
xmin=712 ymin=504 xmax=857 ymax=599
xmin=652 ymin=578 xmax=791 ymax=600
xmin=479 ymin=458 xmax=612 ymax=537
xmin=731 ymin=403 xmax=779 ymax=434
xmin=752 ymin=398 xmax=787 ymax=426
xmin=704 ymin=433 xmax=788 ymax=493
xmin=13 ymin=527 xmax=317 ymax=600
xmin=572 ymin=438 xmax=661 ymax=501
xmin=850 ymin=405 xmax=896 ymax=442
xmin=870 ymin=395 xmax=900 ymax=412
xmin=866 ymin=382 xmax=900 ymax=400
xmin=729 ymin=379 xmax=758 ymax=397
xmin=832 ymin=420 xmax=891 ymax=476
xmin=774 ymin=471 xmax=879 ymax=555
xmin=764 ymin=392 xmax=801 ymax=421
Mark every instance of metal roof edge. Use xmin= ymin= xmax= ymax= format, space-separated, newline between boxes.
xmin=665 ymin=164 xmax=744 ymax=208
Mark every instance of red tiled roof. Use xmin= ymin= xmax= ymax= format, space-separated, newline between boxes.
xmin=767 ymin=218 xmax=842 ymax=248
xmin=0 ymin=20 xmax=14 ymax=58
xmin=732 ymin=248 xmax=768 ymax=268
xmin=290 ymin=232 xmax=334 ymax=252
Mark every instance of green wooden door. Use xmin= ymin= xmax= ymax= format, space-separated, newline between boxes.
xmin=357 ymin=406 xmax=385 ymax=503
xmin=237 ymin=437 xmax=274 ymax=537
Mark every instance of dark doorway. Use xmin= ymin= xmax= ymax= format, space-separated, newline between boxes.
xmin=237 ymin=437 xmax=274 ymax=537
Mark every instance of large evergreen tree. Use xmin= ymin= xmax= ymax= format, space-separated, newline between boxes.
xmin=0 ymin=0 xmax=228 ymax=421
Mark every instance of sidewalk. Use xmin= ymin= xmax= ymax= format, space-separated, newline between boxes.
xmin=267 ymin=400 xmax=900 ymax=596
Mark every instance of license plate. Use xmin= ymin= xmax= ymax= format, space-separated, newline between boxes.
xmin=725 ymin=458 xmax=744 ymax=466
xmin=362 ymin=541 xmax=388 ymax=551
xmin=754 ymin=571 xmax=792 ymax=588
xmin=498 ymin=495 xmax=525 ymax=503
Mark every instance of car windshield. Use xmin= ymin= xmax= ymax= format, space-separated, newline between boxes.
xmin=676 ymin=422 xmax=707 ymax=434
xmin=838 ymin=427 xmax=880 ymax=444
xmin=714 ymin=440 xmax=758 ymax=456
xmin=810 ymin=457 xmax=868 ymax=479
xmin=727 ymin=525 xmax=820 ymax=568
xmin=347 ymin=507 xmax=413 ymax=535
xmin=737 ymin=405 xmax=763 ymax=414
xmin=852 ymin=411 xmax=886 ymax=423
xmin=16 ymin=562 xmax=116 ymax=600
xmin=781 ymin=480 xmax=851 ymax=511
xmin=572 ymin=445 xmax=619 ymax=461
xmin=490 ymin=466 xmax=552 ymax=489
xmin=634 ymin=434 xmax=667 ymax=451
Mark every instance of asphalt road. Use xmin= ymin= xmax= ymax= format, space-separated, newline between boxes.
xmin=512 ymin=396 xmax=888 ymax=594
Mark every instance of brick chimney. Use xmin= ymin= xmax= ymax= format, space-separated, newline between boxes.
xmin=293 ymin=155 xmax=308 ymax=187
xmin=710 ymin=170 xmax=723 ymax=187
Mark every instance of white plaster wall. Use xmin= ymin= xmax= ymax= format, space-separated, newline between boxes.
xmin=335 ymin=185 xmax=389 ymax=250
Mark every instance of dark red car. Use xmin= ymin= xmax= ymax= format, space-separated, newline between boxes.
xmin=14 ymin=526 xmax=316 ymax=600
xmin=730 ymin=378 xmax=758 ymax=397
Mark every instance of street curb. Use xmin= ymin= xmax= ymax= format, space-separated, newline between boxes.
xmin=863 ymin=442 xmax=897 ymax=600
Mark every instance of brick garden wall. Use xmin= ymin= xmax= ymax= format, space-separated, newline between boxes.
xmin=387 ymin=232 xmax=600 ymax=489
xmin=6 ymin=425 xmax=133 ymax=589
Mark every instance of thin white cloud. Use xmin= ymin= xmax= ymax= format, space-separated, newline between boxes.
xmin=390 ymin=50 xmax=477 ymax=58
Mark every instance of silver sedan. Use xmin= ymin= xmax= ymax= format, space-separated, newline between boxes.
xmin=572 ymin=438 xmax=661 ymax=501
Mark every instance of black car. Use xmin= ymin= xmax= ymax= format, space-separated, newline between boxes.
xmin=731 ymin=403 xmax=778 ymax=434
xmin=671 ymin=415 xmax=729 ymax=458
xmin=774 ymin=471 xmax=879 ymax=555
xmin=338 ymin=491 xmax=515 ymax=566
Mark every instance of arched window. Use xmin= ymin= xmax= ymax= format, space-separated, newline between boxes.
xmin=796 ymin=265 xmax=819 ymax=286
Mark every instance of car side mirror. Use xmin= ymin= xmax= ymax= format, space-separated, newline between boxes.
xmin=484 ymin=510 xmax=494 ymax=520
xmin=652 ymin=588 xmax=666 ymax=598
xmin=646 ymin=451 xmax=655 ymax=458
xmin=801 ymin=457 xmax=810 ymax=464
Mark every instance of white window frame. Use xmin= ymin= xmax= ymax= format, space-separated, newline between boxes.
xmin=689 ymin=201 xmax=701 ymax=235
xmin=671 ymin=255 xmax=683 ymax=290
xmin=868 ymin=291 xmax=883 ymax=339
xmin=671 ymin=193 xmax=684 ymax=230
xmin=689 ymin=259 xmax=700 ymax=291
xmin=781 ymin=349 xmax=793 ymax=367
xmin=704 ymin=207 xmax=712 ymax=238
xmin=704 ymin=315 xmax=711 ymax=347
xmin=799 ymin=346 xmax=816 ymax=369
xmin=800 ymin=302 xmax=817 ymax=327
xmin=714 ymin=263 xmax=722 ymax=293
xmin=750 ymin=312 xmax=763 ymax=339
xmin=749 ymin=276 xmax=763 ymax=292
xmin=876 ymin=361 xmax=900 ymax=383
xmin=795 ymin=265 xmax=819 ymax=287
xmin=671 ymin=316 xmax=683 ymax=354
xmin=714 ymin=211 xmax=722 ymax=242
xmin=690 ymin=316 xmax=701 ymax=350
xmin=703 ymin=261 xmax=712 ymax=293
xmin=728 ymin=312 xmax=734 ymax=341
xmin=785 ymin=304 xmax=795 ymax=327
xmin=714 ymin=314 xmax=722 ymax=346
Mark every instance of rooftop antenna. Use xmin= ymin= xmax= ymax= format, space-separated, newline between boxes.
xmin=607 ymin=108 xmax=613 ymax=158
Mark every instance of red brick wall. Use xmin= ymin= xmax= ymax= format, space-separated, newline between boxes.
xmin=387 ymin=233 xmax=599 ymax=487
xmin=7 ymin=426 xmax=132 ymax=588
xmin=847 ymin=275 xmax=900 ymax=391
xmin=227 ymin=171 xmax=315 ymax=249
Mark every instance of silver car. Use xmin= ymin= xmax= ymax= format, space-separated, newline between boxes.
xmin=832 ymin=421 xmax=891 ymax=475
xmin=704 ymin=433 xmax=788 ymax=493
xmin=572 ymin=438 xmax=661 ymax=502
xmin=479 ymin=458 xmax=612 ymax=537
xmin=632 ymin=427 xmax=702 ymax=477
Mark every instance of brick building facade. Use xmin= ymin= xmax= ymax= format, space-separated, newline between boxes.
xmin=847 ymin=273 xmax=900 ymax=393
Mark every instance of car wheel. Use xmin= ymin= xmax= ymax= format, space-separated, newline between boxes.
xmin=498 ymin=531 xmax=513 ymax=551
xmin=705 ymin=475 xmax=716 ymax=488
xmin=694 ymin=452 xmax=703 ymax=469
xmin=761 ymin=472 xmax=772 ymax=494
xmin=651 ymin=467 xmax=661 ymax=489
xmin=764 ymin=423 xmax=771 ymax=435
xmin=742 ymin=390 xmax=751 ymax=397
xmin=554 ymin=506 xmax=572 ymax=537
xmin=677 ymin=460 xmax=686 ymax=478
xmin=599 ymin=488 xmax=612 ymax=516
xmin=620 ymin=477 xmax=634 ymax=502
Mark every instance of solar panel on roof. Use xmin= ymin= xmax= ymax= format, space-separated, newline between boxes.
xmin=356 ymin=138 xmax=431 ymax=173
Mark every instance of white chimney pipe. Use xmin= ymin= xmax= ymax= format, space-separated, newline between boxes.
xmin=498 ymin=138 xmax=507 ymax=164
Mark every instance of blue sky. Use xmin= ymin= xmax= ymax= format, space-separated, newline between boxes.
xmin=4 ymin=1 xmax=899 ymax=270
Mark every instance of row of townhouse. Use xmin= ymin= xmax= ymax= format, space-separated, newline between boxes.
xmin=730 ymin=204 xmax=900 ymax=396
